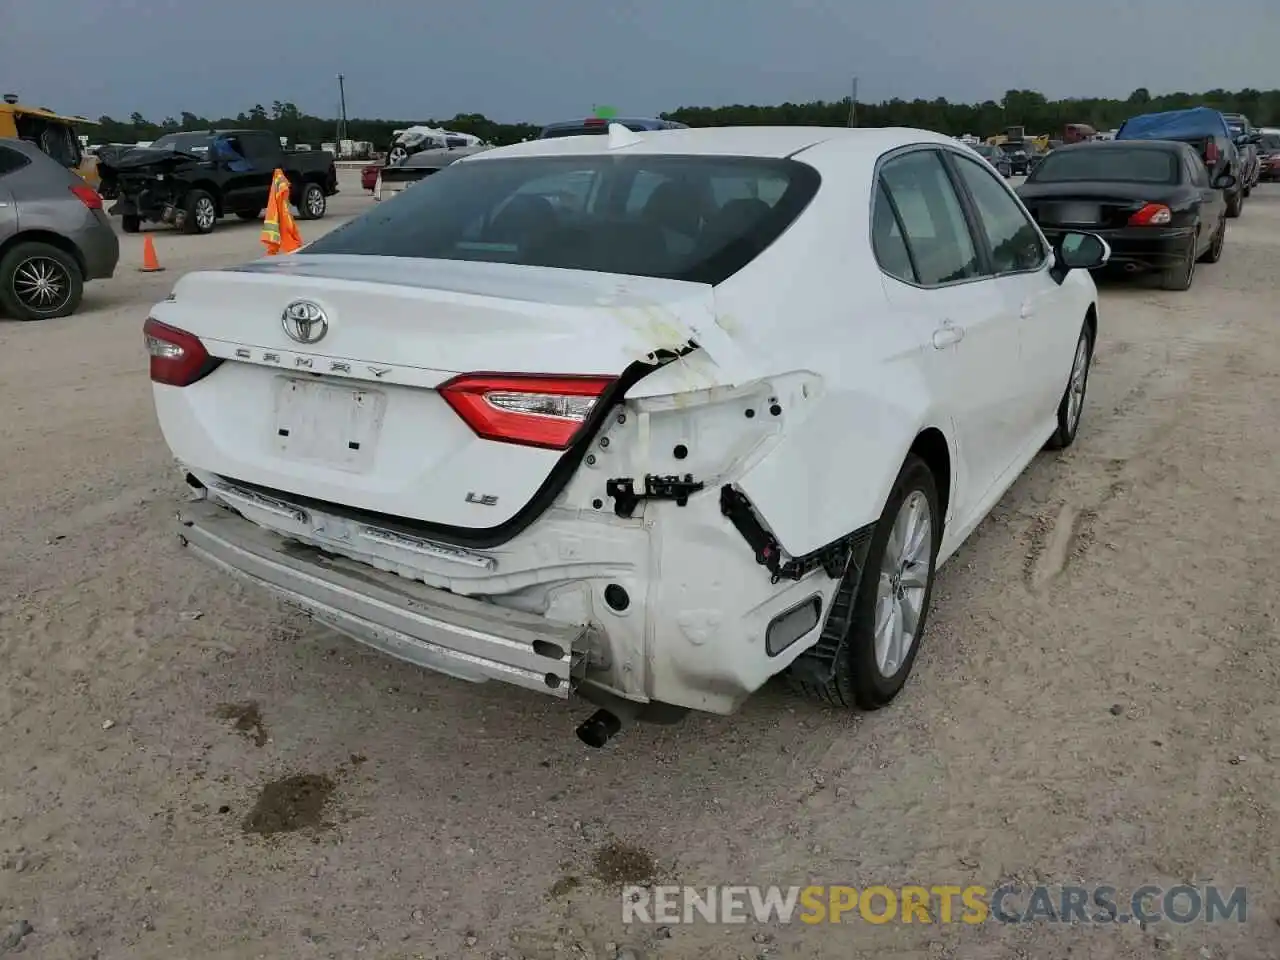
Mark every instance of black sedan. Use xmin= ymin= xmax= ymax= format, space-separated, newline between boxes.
xmin=1017 ymin=140 xmax=1233 ymax=291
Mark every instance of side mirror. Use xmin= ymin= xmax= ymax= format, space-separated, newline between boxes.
xmin=1050 ymin=231 xmax=1110 ymax=283
xmin=1213 ymin=173 xmax=1237 ymax=190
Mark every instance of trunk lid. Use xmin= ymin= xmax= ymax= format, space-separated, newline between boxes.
xmin=1020 ymin=183 xmax=1183 ymax=230
xmin=151 ymin=256 xmax=757 ymax=533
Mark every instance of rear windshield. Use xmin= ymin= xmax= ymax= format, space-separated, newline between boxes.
xmin=1030 ymin=148 xmax=1179 ymax=184
xmin=303 ymin=154 xmax=821 ymax=285
xmin=998 ymin=143 xmax=1026 ymax=153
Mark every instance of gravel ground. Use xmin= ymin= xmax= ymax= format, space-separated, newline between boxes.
xmin=0 ymin=173 xmax=1277 ymax=960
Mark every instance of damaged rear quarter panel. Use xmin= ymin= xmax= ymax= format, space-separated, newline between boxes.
xmin=699 ymin=145 xmax=950 ymax=559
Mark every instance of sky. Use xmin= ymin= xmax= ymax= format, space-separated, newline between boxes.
xmin=4 ymin=0 xmax=1280 ymax=124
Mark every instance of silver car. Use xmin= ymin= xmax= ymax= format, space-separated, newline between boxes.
xmin=0 ymin=137 xmax=119 ymax=321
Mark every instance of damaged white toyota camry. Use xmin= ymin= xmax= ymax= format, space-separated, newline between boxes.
xmin=145 ymin=125 xmax=1108 ymax=746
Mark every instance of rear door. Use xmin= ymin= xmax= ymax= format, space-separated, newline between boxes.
xmin=0 ymin=145 xmax=21 ymax=244
xmin=874 ymin=147 xmax=1025 ymax=520
xmin=944 ymin=148 xmax=1075 ymax=436
xmin=226 ymin=132 xmax=278 ymax=210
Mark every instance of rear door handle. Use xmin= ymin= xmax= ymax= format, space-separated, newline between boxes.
xmin=932 ymin=323 xmax=965 ymax=348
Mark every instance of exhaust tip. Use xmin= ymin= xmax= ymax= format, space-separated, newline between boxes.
xmin=576 ymin=709 xmax=623 ymax=748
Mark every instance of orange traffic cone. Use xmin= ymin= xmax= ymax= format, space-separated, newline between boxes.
xmin=139 ymin=234 xmax=164 ymax=273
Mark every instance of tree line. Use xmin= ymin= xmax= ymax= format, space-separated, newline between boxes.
xmin=90 ymin=88 xmax=1280 ymax=149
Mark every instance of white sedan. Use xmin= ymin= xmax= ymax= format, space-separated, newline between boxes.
xmin=144 ymin=124 xmax=1108 ymax=746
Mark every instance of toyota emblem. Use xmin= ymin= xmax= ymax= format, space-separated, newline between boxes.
xmin=281 ymin=300 xmax=329 ymax=344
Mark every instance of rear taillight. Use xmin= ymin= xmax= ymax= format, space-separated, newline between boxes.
xmin=583 ymin=118 xmax=607 ymax=127
xmin=70 ymin=183 xmax=103 ymax=209
xmin=144 ymin=317 xmax=221 ymax=387
xmin=1205 ymin=142 xmax=1220 ymax=164
xmin=1128 ymin=203 xmax=1172 ymax=227
xmin=440 ymin=374 xmax=615 ymax=450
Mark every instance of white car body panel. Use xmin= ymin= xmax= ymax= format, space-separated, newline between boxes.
xmin=150 ymin=125 xmax=1099 ymax=717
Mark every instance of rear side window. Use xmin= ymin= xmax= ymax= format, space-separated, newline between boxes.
xmin=0 ymin=145 xmax=31 ymax=177
xmin=871 ymin=181 xmax=916 ymax=284
xmin=304 ymin=154 xmax=821 ymax=285
xmin=877 ymin=150 xmax=979 ymax=286
xmin=948 ymin=154 xmax=1045 ymax=273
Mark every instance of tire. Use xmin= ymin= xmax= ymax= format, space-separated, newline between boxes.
xmin=1243 ymin=185 xmax=1252 ymax=198
xmin=1226 ymin=189 xmax=1243 ymax=219
xmin=788 ymin=454 xmax=941 ymax=710
xmin=121 ymin=214 xmax=141 ymax=234
xmin=0 ymin=241 xmax=84 ymax=322
xmin=1198 ymin=216 xmax=1226 ymax=264
xmin=183 ymin=189 xmax=217 ymax=235
xmin=236 ymin=210 xmax=260 ymax=221
xmin=296 ymin=182 xmax=326 ymax=221
xmin=1160 ymin=238 xmax=1197 ymax=291
xmin=1045 ymin=322 xmax=1094 ymax=450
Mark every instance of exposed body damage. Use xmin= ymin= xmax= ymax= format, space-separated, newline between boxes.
xmin=157 ymin=254 xmax=851 ymax=719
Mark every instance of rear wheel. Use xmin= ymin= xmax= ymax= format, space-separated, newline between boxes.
xmin=1161 ymin=238 xmax=1197 ymax=291
xmin=0 ymin=241 xmax=84 ymax=321
xmin=183 ymin=190 xmax=217 ymax=235
xmin=121 ymin=214 xmax=141 ymax=234
xmin=1198 ymin=216 xmax=1226 ymax=264
xmin=296 ymin=182 xmax=326 ymax=220
xmin=1226 ymin=189 xmax=1243 ymax=219
xmin=788 ymin=455 xmax=940 ymax=710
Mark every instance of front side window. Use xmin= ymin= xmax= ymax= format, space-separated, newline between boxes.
xmin=878 ymin=150 xmax=979 ymax=286
xmin=304 ymin=154 xmax=821 ymax=285
xmin=948 ymin=153 xmax=1045 ymax=274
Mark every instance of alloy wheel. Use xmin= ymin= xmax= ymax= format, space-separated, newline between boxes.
xmin=873 ymin=490 xmax=934 ymax=677
xmin=12 ymin=256 xmax=72 ymax=314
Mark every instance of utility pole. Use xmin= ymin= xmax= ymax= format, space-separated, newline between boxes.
xmin=848 ymin=76 xmax=858 ymax=127
xmin=336 ymin=74 xmax=348 ymax=150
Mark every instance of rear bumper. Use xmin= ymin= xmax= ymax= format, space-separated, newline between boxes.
xmin=178 ymin=499 xmax=584 ymax=695
xmin=79 ymin=214 xmax=120 ymax=280
xmin=1042 ymin=226 xmax=1194 ymax=271
xmin=173 ymin=460 xmax=847 ymax=716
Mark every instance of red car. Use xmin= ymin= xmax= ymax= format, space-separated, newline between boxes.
xmin=1259 ymin=131 xmax=1280 ymax=182
xmin=361 ymin=163 xmax=382 ymax=192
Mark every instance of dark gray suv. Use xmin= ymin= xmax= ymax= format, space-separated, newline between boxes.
xmin=0 ymin=138 xmax=119 ymax=321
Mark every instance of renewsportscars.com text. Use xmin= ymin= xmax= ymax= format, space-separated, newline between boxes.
xmin=622 ymin=884 xmax=1247 ymax=926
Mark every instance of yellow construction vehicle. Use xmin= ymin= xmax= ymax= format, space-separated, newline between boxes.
xmin=0 ymin=94 xmax=100 ymax=187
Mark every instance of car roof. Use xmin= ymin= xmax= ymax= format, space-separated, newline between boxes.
xmin=0 ymin=137 xmax=79 ymax=187
xmin=467 ymin=125 xmax=960 ymax=162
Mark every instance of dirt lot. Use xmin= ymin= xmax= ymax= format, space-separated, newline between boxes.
xmin=0 ymin=172 xmax=1277 ymax=960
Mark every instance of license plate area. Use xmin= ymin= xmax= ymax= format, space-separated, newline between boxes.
xmin=1051 ymin=202 xmax=1101 ymax=225
xmin=272 ymin=377 xmax=386 ymax=472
